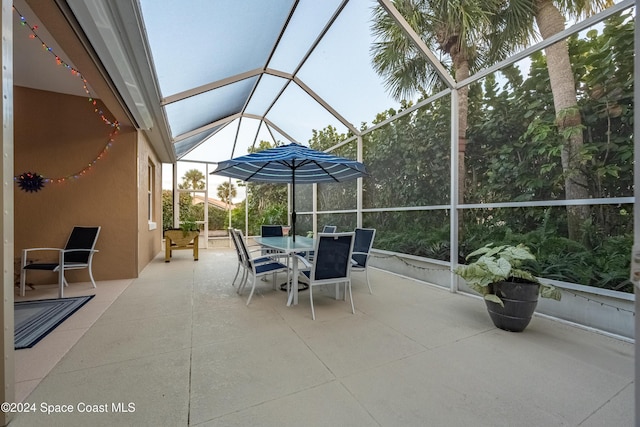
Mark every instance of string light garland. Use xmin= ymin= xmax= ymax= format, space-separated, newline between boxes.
xmin=13 ymin=6 xmax=121 ymax=192
xmin=14 ymin=6 xmax=119 ymax=128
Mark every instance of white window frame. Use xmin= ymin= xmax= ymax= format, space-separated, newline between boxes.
xmin=148 ymin=160 xmax=157 ymax=230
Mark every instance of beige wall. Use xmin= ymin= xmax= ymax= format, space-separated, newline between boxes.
xmin=14 ymin=86 xmax=141 ymax=284
xmin=137 ymin=132 xmax=163 ymax=272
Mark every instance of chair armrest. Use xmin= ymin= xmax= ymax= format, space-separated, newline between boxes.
xmin=295 ymin=254 xmax=312 ymax=269
xmin=248 ymin=249 xmax=288 ymax=264
xmin=249 ymin=248 xmax=287 ymax=257
xmin=23 ymin=247 xmax=63 ymax=255
xmin=62 ymin=249 xmax=99 ymax=254
xmin=351 ymin=251 xmax=369 ymax=267
xmin=22 ymin=248 xmax=63 ymax=264
xmin=21 ymin=248 xmax=63 ymax=268
xmin=264 ymin=254 xmax=290 ymax=263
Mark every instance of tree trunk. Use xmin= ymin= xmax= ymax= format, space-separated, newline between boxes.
xmin=535 ymin=0 xmax=591 ymax=242
xmin=450 ymin=45 xmax=470 ymax=205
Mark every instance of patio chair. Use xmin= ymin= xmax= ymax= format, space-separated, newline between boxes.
xmin=20 ymin=226 xmax=101 ymax=298
xmin=352 ymin=228 xmax=376 ymax=294
xmin=301 ymin=225 xmax=337 ymax=261
xmin=234 ymin=229 xmax=290 ymax=306
xmin=260 ymin=225 xmax=284 ymax=257
xmin=296 ymin=232 xmax=355 ymax=320
xmin=261 ymin=225 xmax=283 ymax=237
xmin=229 ymin=228 xmax=275 ymax=289
xmin=228 ymin=228 xmax=246 ymax=288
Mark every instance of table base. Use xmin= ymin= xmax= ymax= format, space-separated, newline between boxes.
xmin=279 ymin=282 xmax=309 ymax=292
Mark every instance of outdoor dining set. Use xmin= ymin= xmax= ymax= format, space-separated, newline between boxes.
xmin=210 ymin=141 xmax=375 ymax=319
xmin=229 ymin=225 xmax=376 ymax=320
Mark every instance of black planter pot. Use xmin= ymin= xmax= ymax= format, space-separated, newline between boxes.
xmin=484 ymin=280 xmax=540 ymax=332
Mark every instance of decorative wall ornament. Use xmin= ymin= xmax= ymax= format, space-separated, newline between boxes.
xmin=16 ymin=172 xmax=45 ymax=193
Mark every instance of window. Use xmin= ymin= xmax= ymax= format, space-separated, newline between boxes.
xmin=148 ymin=160 xmax=157 ymax=230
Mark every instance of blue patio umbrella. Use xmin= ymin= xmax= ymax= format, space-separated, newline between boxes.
xmin=211 ymin=142 xmax=367 ymax=240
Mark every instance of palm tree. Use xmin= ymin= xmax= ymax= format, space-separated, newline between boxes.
xmin=490 ymin=0 xmax=612 ymax=240
xmin=371 ymin=0 xmax=505 ymax=203
xmin=372 ymin=0 xmax=612 ymax=241
xmin=217 ymin=181 xmax=237 ymax=205
xmin=181 ymin=168 xmax=205 ymax=190
xmin=531 ymin=0 xmax=612 ymax=240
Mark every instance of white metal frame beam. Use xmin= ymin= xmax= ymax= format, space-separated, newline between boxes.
xmin=161 ymin=68 xmax=265 ymax=106
xmin=0 ymin=0 xmax=13 ymax=423
xmin=633 ymin=0 xmax=639 ymax=421
xmin=377 ymin=0 xmax=456 ymax=89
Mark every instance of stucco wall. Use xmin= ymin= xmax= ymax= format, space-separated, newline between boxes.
xmin=137 ymin=131 xmax=163 ymax=272
xmin=14 ymin=86 xmax=139 ymax=284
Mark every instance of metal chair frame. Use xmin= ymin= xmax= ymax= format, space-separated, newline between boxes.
xmin=20 ymin=226 xmax=101 ymax=298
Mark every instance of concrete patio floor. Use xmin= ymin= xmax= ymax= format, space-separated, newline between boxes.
xmin=10 ymin=246 xmax=634 ymax=426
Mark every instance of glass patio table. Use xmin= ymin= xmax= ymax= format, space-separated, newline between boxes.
xmin=253 ymin=235 xmax=315 ymax=306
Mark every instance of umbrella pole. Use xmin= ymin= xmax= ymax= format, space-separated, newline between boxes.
xmin=291 ymin=168 xmax=296 ymax=241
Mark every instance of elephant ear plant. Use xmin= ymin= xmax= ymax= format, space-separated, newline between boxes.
xmin=454 ymin=244 xmax=561 ymax=306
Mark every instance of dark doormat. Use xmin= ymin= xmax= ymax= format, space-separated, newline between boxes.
xmin=14 ymin=295 xmax=95 ymax=349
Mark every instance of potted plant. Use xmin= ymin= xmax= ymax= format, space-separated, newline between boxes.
xmin=179 ymin=217 xmax=198 ymax=236
xmin=454 ymin=243 xmax=561 ymax=332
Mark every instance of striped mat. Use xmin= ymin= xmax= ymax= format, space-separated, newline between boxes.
xmin=14 ymin=295 xmax=94 ymax=349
